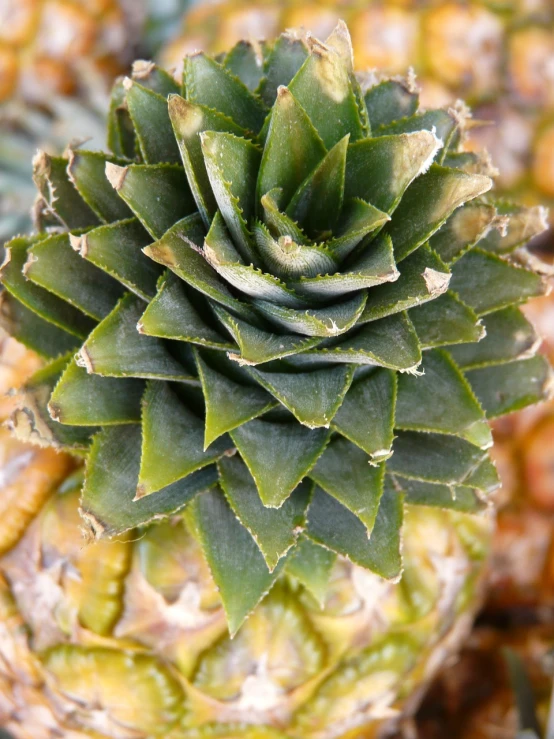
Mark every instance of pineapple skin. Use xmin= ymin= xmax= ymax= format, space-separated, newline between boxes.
xmin=0 ymin=451 xmax=493 ymax=739
xmin=162 ymin=0 xmax=554 ymax=218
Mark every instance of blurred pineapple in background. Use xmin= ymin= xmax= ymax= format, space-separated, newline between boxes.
xmin=415 ymin=625 xmax=554 ymax=738
xmin=164 ymin=0 xmax=554 ymax=224
xmin=0 ymin=0 xmax=138 ymax=104
xmin=0 ymin=0 xmax=189 ymax=243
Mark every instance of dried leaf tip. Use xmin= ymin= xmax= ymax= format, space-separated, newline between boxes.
xmin=133 ymin=484 xmax=148 ymax=502
xmin=325 ymin=20 xmax=354 ymax=71
xmin=22 ymin=253 xmax=37 ymax=277
xmin=32 ymin=149 xmax=50 ymax=176
xmin=422 ymin=267 xmax=451 ymax=296
xmin=69 ymin=233 xmax=88 ymax=257
xmin=79 ymin=508 xmax=106 ymax=541
xmin=132 ymin=60 xmax=155 ymax=79
xmin=76 ymin=346 xmax=95 ymax=374
xmin=105 ymin=162 xmax=128 ymax=191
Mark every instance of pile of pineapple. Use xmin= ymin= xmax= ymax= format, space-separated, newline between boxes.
xmin=0 ymin=18 xmax=552 ymax=738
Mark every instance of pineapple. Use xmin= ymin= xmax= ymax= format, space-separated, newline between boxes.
xmin=0 ymin=23 xmax=552 ymax=738
xmin=163 ymin=0 xmax=554 ymax=221
xmin=0 ymin=0 xmax=190 ymax=243
xmin=0 ymin=0 xmax=139 ymax=104
xmin=0 ymin=0 xmax=137 ymax=243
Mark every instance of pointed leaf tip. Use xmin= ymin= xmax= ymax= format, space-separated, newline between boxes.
xmin=105 ymin=162 xmax=127 ymax=191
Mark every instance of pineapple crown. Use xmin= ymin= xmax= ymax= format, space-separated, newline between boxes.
xmin=1 ymin=23 xmax=551 ymax=635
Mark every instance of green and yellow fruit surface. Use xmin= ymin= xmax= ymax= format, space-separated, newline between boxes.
xmin=165 ymin=0 xmax=554 ymax=215
xmin=0 ymin=0 xmax=138 ymax=104
xmin=0 ymin=21 xmax=552 ymax=738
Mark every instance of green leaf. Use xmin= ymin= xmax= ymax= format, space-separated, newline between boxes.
xmin=259 ymin=35 xmax=309 ymax=106
xmin=138 ymin=381 xmax=232 ymax=497
xmin=287 ymin=136 xmax=348 ymax=239
xmin=213 ymin=305 xmax=322 ymax=365
xmin=325 ymin=198 xmax=390 ymax=262
xmin=461 ymin=456 xmax=500 ymax=495
xmin=184 ymin=52 xmax=267 ymax=133
xmin=139 ymin=272 xmax=235 ymax=350
xmin=219 ymin=455 xmax=310 ymax=571
xmin=1 ymin=237 xmax=95 ymax=339
xmin=331 ymin=368 xmax=396 ymax=462
xmin=449 ymin=248 xmax=546 ymax=316
xmin=190 ymin=487 xmax=282 ymax=636
xmin=0 ymin=292 xmax=80 ymax=359
xmin=49 ymin=358 xmax=144 ymax=426
xmin=224 ymin=40 xmax=265 ymax=91
xmin=257 ymin=86 xmax=326 ymax=205
xmin=67 ymin=150 xmax=132 ymax=222
xmin=69 ymin=218 xmax=161 ymax=301
xmin=248 ymin=364 xmax=354 ymax=428
xmin=359 ymin=243 xmax=450 ymax=323
xmin=32 ymin=151 xmax=99 ymax=230
xmin=306 ymin=483 xmax=403 ymax=579
xmin=465 ymin=355 xmax=552 ymax=418
xmin=429 ymin=202 xmax=497 ymax=264
xmin=376 ymin=109 xmax=457 ymax=148
xmin=386 ymin=165 xmax=492 ymax=261
xmin=253 ymin=289 xmax=367 ymax=338
xmin=11 ymin=355 xmax=94 ymax=451
xmin=107 ymin=78 xmax=135 ymax=159
xmin=105 ymin=162 xmax=196 ymax=240
xmin=409 ymin=291 xmax=484 ymax=348
xmin=306 ymin=312 xmax=421 ymax=371
xmin=364 ymin=79 xmax=419 ymax=130
xmin=204 ymin=214 xmax=306 ymax=307
xmin=396 ymin=349 xmax=491 ymax=448
xmin=168 ymin=95 xmax=246 ymax=226
xmin=260 ymin=189 xmax=310 ymax=244
xmin=81 ymin=425 xmax=215 ymax=537
xmin=77 ymin=294 xmax=197 ymax=381
xmin=478 ymin=204 xmax=548 ymax=255
xmin=143 ymin=216 xmax=254 ymax=323
xmin=448 ymin=307 xmax=540 ymax=370
xmin=230 ymin=418 xmax=329 ymax=507
xmin=388 ymin=431 xmax=487 ymax=485
xmin=201 ymin=131 xmax=261 ymax=264
xmin=285 ymin=536 xmax=336 ymax=606
xmin=125 ymin=79 xmax=181 ymax=164
xmin=309 ymin=437 xmax=384 ymax=533
xmin=195 ymin=349 xmax=276 ymax=447
xmin=288 ymin=33 xmax=365 ymax=148
xmin=344 ymin=131 xmax=442 ymax=213
xmin=290 ymin=233 xmax=399 ymax=299
xmin=393 ymin=477 xmax=486 ymax=514
xmin=130 ymin=60 xmax=180 ymax=97
xmin=26 ymin=233 xmax=125 ymax=320
xmin=253 ymin=221 xmax=337 ymax=280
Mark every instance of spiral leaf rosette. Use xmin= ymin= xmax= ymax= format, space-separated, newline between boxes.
xmin=1 ymin=24 xmax=551 ymax=634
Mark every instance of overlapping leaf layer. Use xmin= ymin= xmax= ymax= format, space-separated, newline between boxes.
xmin=1 ymin=24 xmax=551 ymax=633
